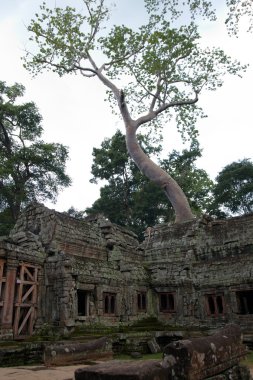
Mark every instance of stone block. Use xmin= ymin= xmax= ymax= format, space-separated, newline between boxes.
xmin=75 ymin=359 xmax=167 ymax=380
xmin=44 ymin=336 xmax=112 ymax=366
xmin=162 ymin=324 xmax=247 ymax=380
xmin=147 ymin=338 xmax=161 ymax=353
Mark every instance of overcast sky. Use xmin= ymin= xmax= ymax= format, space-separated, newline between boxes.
xmin=0 ymin=0 xmax=252 ymax=213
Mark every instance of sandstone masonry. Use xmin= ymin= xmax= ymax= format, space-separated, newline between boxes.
xmin=0 ymin=203 xmax=252 ymax=340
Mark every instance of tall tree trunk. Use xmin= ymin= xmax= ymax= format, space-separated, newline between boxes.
xmin=95 ymin=71 xmax=195 ymax=223
xmin=125 ymin=123 xmax=195 ymax=223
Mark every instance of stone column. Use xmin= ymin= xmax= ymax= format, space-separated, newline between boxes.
xmin=1 ymin=259 xmax=18 ymax=338
xmin=34 ymin=267 xmax=45 ymax=330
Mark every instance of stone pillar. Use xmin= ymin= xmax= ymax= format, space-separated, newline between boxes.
xmin=1 ymin=260 xmax=18 ymax=338
xmin=34 ymin=267 xmax=45 ymax=330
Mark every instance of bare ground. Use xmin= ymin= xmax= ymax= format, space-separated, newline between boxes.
xmin=0 ymin=363 xmax=252 ymax=379
xmin=0 ymin=365 xmax=82 ymax=380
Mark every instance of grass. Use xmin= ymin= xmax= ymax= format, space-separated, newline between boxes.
xmin=114 ymin=351 xmax=253 ymax=367
xmin=113 ymin=352 xmax=163 ymax=361
xmin=242 ymin=350 xmax=253 ymax=366
xmin=114 ymin=351 xmax=253 ymax=365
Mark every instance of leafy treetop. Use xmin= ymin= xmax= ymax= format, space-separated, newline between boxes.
xmin=0 ymin=81 xmax=71 ymax=234
xmin=23 ymin=0 xmax=248 ymax=223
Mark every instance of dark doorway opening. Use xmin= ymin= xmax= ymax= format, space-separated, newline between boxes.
xmin=236 ymin=290 xmax=253 ymax=314
xmin=77 ymin=290 xmax=89 ymax=316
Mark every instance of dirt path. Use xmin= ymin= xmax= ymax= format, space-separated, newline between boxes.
xmin=0 ymin=365 xmax=83 ymax=380
xmin=0 ymin=363 xmax=252 ymax=379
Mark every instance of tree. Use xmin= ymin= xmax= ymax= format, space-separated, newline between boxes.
xmin=86 ymin=129 xmax=164 ymax=237
xmin=210 ymin=159 xmax=253 ymax=217
xmin=23 ymin=0 xmax=247 ymax=223
xmin=225 ymin=0 xmax=253 ymax=35
xmin=0 ymin=81 xmax=71 ymax=234
xmin=64 ymin=206 xmax=86 ymax=220
xmin=161 ymin=144 xmax=214 ymax=217
xmin=86 ymin=130 xmax=213 ymax=239
xmin=144 ymin=0 xmax=253 ymax=35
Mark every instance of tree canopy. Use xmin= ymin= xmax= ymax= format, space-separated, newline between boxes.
xmin=225 ymin=0 xmax=253 ymax=35
xmin=209 ymin=159 xmax=253 ymax=217
xmin=23 ymin=0 xmax=248 ymax=223
xmin=0 ymin=81 xmax=71 ymax=235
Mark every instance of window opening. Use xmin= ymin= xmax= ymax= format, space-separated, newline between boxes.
xmin=216 ymin=295 xmax=224 ymax=314
xmin=208 ymin=296 xmax=215 ymax=314
xmin=159 ymin=293 xmax=175 ymax=312
xmin=103 ymin=293 xmax=116 ymax=314
xmin=205 ymin=294 xmax=224 ymax=316
xmin=236 ymin=290 xmax=253 ymax=314
xmin=137 ymin=292 xmax=147 ymax=311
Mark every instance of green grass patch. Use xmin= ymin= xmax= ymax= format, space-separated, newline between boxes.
xmin=114 ymin=352 xmax=163 ymax=361
xmin=241 ymin=350 xmax=253 ymax=366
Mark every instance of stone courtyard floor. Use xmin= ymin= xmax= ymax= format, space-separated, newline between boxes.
xmin=0 ymin=363 xmax=253 ymax=379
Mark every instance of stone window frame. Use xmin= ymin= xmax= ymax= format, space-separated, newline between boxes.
xmin=205 ymin=293 xmax=225 ymax=317
xmin=159 ymin=292 xmax=176 ymax=313
xmin=137 ymin=292 xmax=147 ymax=312
xmin=103 ymin=292 xmax=116 ymax=315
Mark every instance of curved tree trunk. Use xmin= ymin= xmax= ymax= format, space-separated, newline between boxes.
xmin=94 ymin=71 xmax=195 ymax=223
xmin=125 ymin=123 xmax=195 ymax=223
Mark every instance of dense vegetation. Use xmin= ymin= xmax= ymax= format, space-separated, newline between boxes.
xmin=0 ymin=81 xmax=71 ymax=235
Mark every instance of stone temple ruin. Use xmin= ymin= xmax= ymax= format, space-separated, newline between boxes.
xmin=1 ymin=202 xmax=253 ymax=340
xmin=0 ymin=203 xmax=253 ymax=377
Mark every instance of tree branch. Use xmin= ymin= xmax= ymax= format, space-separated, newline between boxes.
xmin=0 ymin=120 xmax=12 ymax=156
xmin=149 ymin=74 xmax=163 ymax=112
xmin=86 ymin=53 xmax=133 ymax=125
xmin=136 ymin=91 xmax=199 ymax=127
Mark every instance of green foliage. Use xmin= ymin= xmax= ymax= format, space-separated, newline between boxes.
xmin=0 ymin=81 xmax=71 ymax=234
xmin=23 ymin=1 xmax=247 ymax=142
xmin=161 ymin=142 xmax=214 ymax=215
xmin=64 ymin=206 xmax=86 ymax=219
xmin=23 ymin=0 xmax=249 ymax=222
xmin=25 ymin=1 xmax=109 ymax=77
xmin=0 ymin=208 xmax=14 ymax=236
xmin=209 ymin=159 xmax=253 ymax=217
xmin=86 ymin=131 xmax=213 ymax=239
xmin=144 ymin=0 xmax=216 ymax=21
xmin=146 ymin=0 xmax=253 ymax=35
xmin=225 ymin=0 xmax=253 ymax=35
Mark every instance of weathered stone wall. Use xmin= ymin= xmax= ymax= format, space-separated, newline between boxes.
xmin=143 ymin=214 xmax=253 ymax=331
xmin=7 ymin=203 xmax=149 ymax=332
xmin=1 ymin=204 xmax=253 ymax=339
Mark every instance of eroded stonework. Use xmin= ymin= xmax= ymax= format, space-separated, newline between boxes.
xmin=0 ymin=203 xmax=253 ymax=340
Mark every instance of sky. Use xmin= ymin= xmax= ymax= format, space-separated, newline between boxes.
xmin=0 ymin=0 xmax=252 ymax=213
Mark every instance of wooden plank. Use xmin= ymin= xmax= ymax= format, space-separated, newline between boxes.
xmin=13 ymin=306 xmax=20 ymax=336
xmin=23 ymin=266 xmax=35 ymax=281
xmin=18 ymin=307 xmax=32 ymax=336
xmin=21 ymin=284 xmax=34 ymax=303
xmin=13 ymin=263 xmax=40 ymax=338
